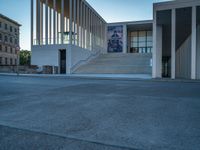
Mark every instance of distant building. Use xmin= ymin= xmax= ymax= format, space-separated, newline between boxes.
xmin=0 ymin=14 xmax=21 ymax=66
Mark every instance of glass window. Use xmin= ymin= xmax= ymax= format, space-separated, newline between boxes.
xmin=0 ymin=45 xmax=2 ymax=51
xmin=138 ymin=31 xmax=146 ymax=42
xmin=132 ymin=42 xmax=138 ymax=47
xmin=10 ymin=37 xmax=13 ymax=43
xmin=10 ymin=26 xmax=13 ymax=32
xmin=0 ymin=22 xmax=1 ymax=28
xmin=5 ymin=46 xmax=7 ymax=52
xmin=5 ymin=24 xmax=7 ymax=30
xmin=5 ymin=36 xmax=8 ymax=42
xmin=147 ymin=41 xmax=152 ymax=47
xmin=0 ymin=34 xmax=2 ymax=41
xmin=10 ymin=58 xmax=13 ymax=65
xmin=129 ymin=30 xmax=152 ymax=53
xmin=5 ymin=58 xmax=7 ymax=65
xmin=15 ymin=28 xmax=17 ymax=33
xmin=139 ymin=41 xmax=146 ymax=47
xmin=15 ymin=39 xmax=18 ymax=45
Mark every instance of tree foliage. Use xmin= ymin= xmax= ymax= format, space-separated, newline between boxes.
xmin=20 ymin=50 xmax=31 ymax=66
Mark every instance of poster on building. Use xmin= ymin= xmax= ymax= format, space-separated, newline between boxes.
xmin=107 ymin=25 xmax=123 ymax=53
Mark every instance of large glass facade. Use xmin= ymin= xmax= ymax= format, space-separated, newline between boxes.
xmin=129 ymin=30 xmax=152 ymax=53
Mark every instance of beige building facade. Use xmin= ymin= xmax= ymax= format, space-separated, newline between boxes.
xmin=0 ymin=14 xmax=21 ymax=66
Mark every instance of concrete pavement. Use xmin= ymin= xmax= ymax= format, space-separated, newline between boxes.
xmin=0 ymin=75 xmax=200 ymax=150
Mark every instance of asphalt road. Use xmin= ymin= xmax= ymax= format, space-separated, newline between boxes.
xmin=0 ymin=75 xmax=200 ymax=150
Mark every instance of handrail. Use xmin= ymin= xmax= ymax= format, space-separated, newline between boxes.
xmin=71 ymin=49 xmax=101 ymax=73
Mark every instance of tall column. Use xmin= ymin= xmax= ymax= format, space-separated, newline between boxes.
xmin=89 ymin=10 xmax=91 ymax=50
xmin=80 ymin=0 xmax=83 ymax=48
xmin=40 ymin=1 xmax=43 ymax=44
xmin=31 ymin=0 xmax=33 ymax=46
xmin=57 ymin=12 xmax=59 ymax=44
xmin=45 ymin=0 xmax=48 ymax=45
xmin=86 ymin=7 xmax=88 ymax=49
xmin=123 ymin=24 xmax=127 ymax=53
xmin=61 ymin=0 xmax=64 ymax=44
xmin=191 ymin=6 xmax=197 ymax=79
xmin=53 ymin=0 xmax=56 ymax=44
xmin=49 ymin=8 xmax=52 ymax=44
xmin=171 ymin=9 xmax=176 ymax=79
xmin=69 ymin=0 xmax=73 ymax=44
xmin=36 ymin=0 xmax=40 ymax=45
xmin=73 ymin=0 xmax=76 ymax=45
xmin=91 ymin=11 xmax=93 ymax=51
xmin=83 ymin=4 xmax=85 ymax=48
xmin=152 ymin=10 xmax=162 ymax=78
xmin=77 ymin=0 xmax=80 ymax=46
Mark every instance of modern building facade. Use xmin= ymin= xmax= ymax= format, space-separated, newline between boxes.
xmin=31 ymin=0 xmax=200 ymax=79
xmin=0 ymin=14 xmax=21 ymax=66
xmin=31 ymin=0 xmax=106 ymax=74
xmin=153 ymin=0 xmax=200 ymax=79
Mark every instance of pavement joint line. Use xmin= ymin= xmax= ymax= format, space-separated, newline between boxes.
xmin=0 ymin=124 xmax=138 ymax=150
xmin=0 ymin=73 xmax=200 ymax=83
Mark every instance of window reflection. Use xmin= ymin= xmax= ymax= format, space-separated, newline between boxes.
xmin=130 ymin=30 xmax=152 ymax=53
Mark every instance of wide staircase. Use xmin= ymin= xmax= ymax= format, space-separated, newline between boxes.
xmin=73 ymin=53 xmax=152 ymax=74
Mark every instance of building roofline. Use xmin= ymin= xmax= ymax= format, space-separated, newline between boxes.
xmin=0 ymin=13 xmax=21 ymax=26
xmin=108 ymin=20 xmax=153 ymax=26
xmin=153 ymin=0 xmax=200 ymax=11
xmin=83 ymin=0 xmax=107 ymax=23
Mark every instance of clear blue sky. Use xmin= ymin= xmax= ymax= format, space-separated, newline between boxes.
xmin=0 ymin=0 xmax=167 ymax=50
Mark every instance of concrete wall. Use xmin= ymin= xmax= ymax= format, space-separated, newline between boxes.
xmin=70 ymin=45 xmax=101 ymax=72
xmin=197 ymin=25 xmax=200 ymax=79
xmin=32 ymin=44 xmax=101 ymax=74
xmin=31 ymin=44 xmax=68 ymax=67
xmin=175 ymin=35 xmax=191 ymax=79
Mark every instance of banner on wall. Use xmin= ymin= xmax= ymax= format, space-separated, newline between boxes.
xmin=107 ymin=25 xmax=123 ymax=53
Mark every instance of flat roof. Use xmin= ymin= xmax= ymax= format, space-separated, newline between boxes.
xmin=0 ymin=13 xmax=21 ymax=26
xmin=154 ymin=0 xmax=200 ymax=11
xmin=108 ymin=20 xmax=153 ymax=26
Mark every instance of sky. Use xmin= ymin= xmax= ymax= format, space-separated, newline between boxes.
xmin=0 ymin=0 xmax=168 ymax=50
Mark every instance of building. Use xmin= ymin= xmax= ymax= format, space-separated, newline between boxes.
xmin=31 ymin=0 xmax=200 ymax=79
xmin=0 ymin=14 xmax=21 ymax=66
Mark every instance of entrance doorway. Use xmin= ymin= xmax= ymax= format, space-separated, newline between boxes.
xmin=59 ymin=49 xmax=66 ymax=74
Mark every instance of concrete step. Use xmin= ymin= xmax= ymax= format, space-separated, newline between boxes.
xmin=75 ymin=66 xmax=152 ymax=74
xmin=74 ymin=53 xmax=152 ymax=74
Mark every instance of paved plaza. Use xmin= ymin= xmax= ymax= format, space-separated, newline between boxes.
xmin=0 ymin=75 xmax=200 ymax=150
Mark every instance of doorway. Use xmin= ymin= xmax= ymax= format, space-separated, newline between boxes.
xmin=59 ymin=49 xmax=66 ymax=74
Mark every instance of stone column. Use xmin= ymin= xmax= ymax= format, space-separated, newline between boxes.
xmin=31 ymin=0 xmax=33 ymax=46
xmin=171 ymin=9 xmax=176 ymax=79
xmin=83 ymin=4 xmax=85 ymax=48
xmin=73 ymin=0 xmax=76 ymax=45
xmin=40 ymin=1 xmax=43 ymax=44
xmin=61 ymin=0 xmax=64 ymax=44
xmin=152 ymin=10 xmax=162 ymax=78
xmin=53 ymin=0 xmax=56 ymax=44
xmin=191 ymin=6 xmax=197 ymax=79
xmin=45 ymin=0 xmax=48 ymax=45
xmin=49 ymin=8 xmax=52 ymax=44
xmin=77 ymin=0 xmax=80 ymax=46
xmin=80 ymin=0 xmax=83 ymax=48
xmin=123 ymin=24 xmax=127 ymax=53
xmin=69 ymin=0 xmax=73 ymax=44
xmin=36 ymin=0 xmax=41 ymax=45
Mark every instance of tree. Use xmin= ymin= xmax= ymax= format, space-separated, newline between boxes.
xmin=20 ymin=50 xmax=31 ymax=66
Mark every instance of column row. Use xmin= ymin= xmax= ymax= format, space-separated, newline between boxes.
xmin=31 ymin=0 xmax=107 ymax=52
